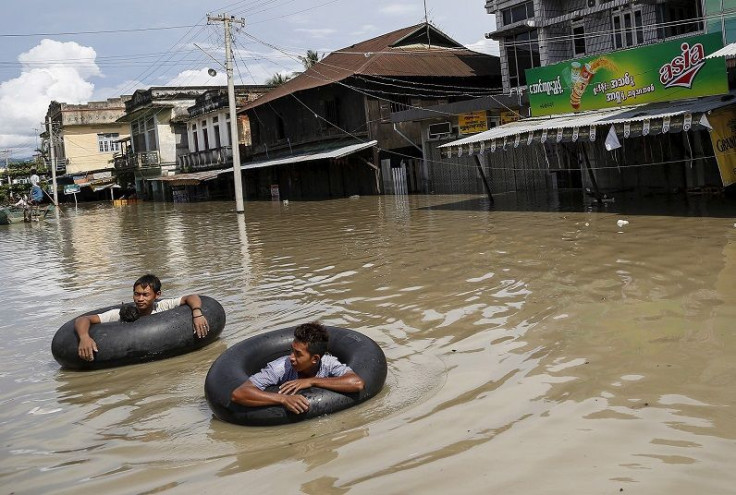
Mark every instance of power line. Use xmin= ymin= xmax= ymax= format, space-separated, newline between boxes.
xmin=0 ymin=25 xmax=198 ymax=38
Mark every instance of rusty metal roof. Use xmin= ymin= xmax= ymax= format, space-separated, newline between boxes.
xmin=243 ymin=24 xmax=499 ymax=111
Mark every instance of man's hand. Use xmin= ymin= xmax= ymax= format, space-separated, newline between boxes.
xmin=192 ymin=314 xmax=209 ymax=338
xmin=278 ymin=378 xmax=314 ymax=395
xmin=78 ymin=335 xmax=98 ymax=361
xmin=280 ymin=393 xmax=310 ymax=414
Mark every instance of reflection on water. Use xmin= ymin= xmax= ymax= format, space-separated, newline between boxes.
xmin=2 ymin=194 xmax=736 ymax=493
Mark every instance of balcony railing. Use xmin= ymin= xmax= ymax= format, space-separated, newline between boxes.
xmin=177 ymin=146 xmax=232 ymax=171
xmin=114 ymin=151 xmax=161 ymax=170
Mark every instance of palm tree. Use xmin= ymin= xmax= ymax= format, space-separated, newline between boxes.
xmin=299 ymin=50 xmax=323 ymax=70
xmin=265 ymin=72 xmax=293 ymax=86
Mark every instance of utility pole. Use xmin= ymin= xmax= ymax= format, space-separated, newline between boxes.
xmin=208 ymin=13 xmax=246 ymax=214
xmin=1 ymin=149 xmax=10 ymax=187
xmin=47 ymin=116 xmax=58 ymax=204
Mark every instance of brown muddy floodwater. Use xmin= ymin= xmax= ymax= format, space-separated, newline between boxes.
xmin=2 ymin=194 xmax=736 ymax=494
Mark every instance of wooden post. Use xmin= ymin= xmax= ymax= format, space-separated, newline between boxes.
xmin=580 ymin=142 xmax=603 ymax=205
xmin=474 ymin=154 xmax=494 ymax=205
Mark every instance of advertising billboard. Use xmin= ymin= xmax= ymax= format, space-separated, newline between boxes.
xmin=526 ymin=33 xmax=728 ymax=117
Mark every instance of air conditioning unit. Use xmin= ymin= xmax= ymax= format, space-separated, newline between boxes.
xmin=428 ymin=122 xmax=452 ymax=140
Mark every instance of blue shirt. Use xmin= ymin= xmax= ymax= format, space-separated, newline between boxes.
xmin=249 ymin=355 xmax=352 ymax=390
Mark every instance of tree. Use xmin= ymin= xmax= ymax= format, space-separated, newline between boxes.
xmin=265 ymin=72 xmax=294 ymax=86
xmin=299 ymin=50 xmax=323 ymax=70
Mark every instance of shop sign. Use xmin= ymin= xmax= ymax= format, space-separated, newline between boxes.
xmin=64 ymin=184 xmax=81 ymax=195
xmin=526 ymin=33 xmax=727 ymax=117
xmin=458 ymin=111 xmax=488 ymax=135
xmin=708 ymin=106 xmax=736 ymax=187
xmin=500 ymin=110 xmax=520 ymax=125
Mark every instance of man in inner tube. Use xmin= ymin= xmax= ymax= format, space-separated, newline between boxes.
xmin=231 ymin=322 xmax=365 ymax=414
xmin=73 ymin=274 xmax=210 ymax=361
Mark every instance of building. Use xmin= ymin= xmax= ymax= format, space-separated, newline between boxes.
xmin=486 ymin=0 xmax=706 ymax=96
xmin=438 ymin=1 xmax=736 ymax=203
xmin=114 ymin=86 xmax=212 ymax=200
xmin=43 ymin=99 xmax=130 ymax=200
xmin=143 ymin=86 xmax=270 ymax=203
xmin=239 ymin=23 xmax=503 ymax=200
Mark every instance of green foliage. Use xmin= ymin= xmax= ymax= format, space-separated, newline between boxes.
xmin=265 ymin=72 xmax=294 ymax=86
xmin=298 ymin=50 xmax=324 ymax=70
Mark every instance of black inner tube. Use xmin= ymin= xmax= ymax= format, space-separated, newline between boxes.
xmin=51 ymin=295 xmax=226 ymax=370
xmin=205 ymin=326 xmax=387 ymax=426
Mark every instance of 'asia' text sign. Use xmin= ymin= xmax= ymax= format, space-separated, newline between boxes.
xmin=526 ymin=33 xmax=727 ymax=117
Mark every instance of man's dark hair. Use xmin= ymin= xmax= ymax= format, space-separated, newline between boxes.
xmin=119 ymin=304 xmax=140 ymax=322
xmin=294 ymin=321 xmax=329 ymax=356
xmin=134 ymin=274 xmax=161 ymax=293
xmin=30 ymin=168 xmax=37 ymax=175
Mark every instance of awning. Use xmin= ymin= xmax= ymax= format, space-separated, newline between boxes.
xmin=91 ymin=183 xmax=121 ymax=192
xmin=147 ymin=168 xmax=231 ymax=186
xmin=707 ymin=42 xmax=736 ymax=59
xmin=240 ymin=140 xmax=377 ymax=170
xmin=440 ymin=92 xmax=736 ymax=155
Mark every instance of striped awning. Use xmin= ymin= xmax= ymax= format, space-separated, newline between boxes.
xmin=440 ymin=92 xmax=736 ymax=156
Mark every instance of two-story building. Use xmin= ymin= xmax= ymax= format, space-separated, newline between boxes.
xmin=149 ymin=86 xmax=269 ymax=203
xmin=44 ymin=99 xmax=130 ymax=200
xmin=238 ymin=23 xmax=504 ymax=200
xmin=114 ymin=87 xmax=212 ymax=200
xmin=116 ymin=86 xmax=270 ymax=202
xmin=439 ymin=1 xmax=736 ymax=203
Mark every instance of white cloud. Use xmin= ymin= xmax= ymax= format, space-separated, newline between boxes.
xmin=165 ymin=68 xmax=228 ymax=86
xmin=0 ymin=39 xmax=101 ymax=156
xmin=466 ymin=37 xmax=500 ymax=56
xmin=295 ymin=28 xmax=337 ymax=38
xmin=379 ymin=4 xmax=421 ymax=16
xmin=351 ymin=24 xmax=378 ymax=37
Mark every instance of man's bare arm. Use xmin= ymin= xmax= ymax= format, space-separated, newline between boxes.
xmin=231 ymin=380 xmax=310 ymax=414
xmin=74 ymin=314 xmax=101 ymax=361
xmin=180 ymin=294 xmax=209 ymax=338
xmin=278 ymin=372 xmax=365 ymax=395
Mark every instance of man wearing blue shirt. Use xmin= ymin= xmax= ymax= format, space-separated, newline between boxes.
xmin=231 ymin=322 xmax=365 ymax=414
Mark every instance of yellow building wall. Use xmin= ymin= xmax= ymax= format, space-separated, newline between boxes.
xmin=63 ymin=124 xmax=130 ymax=175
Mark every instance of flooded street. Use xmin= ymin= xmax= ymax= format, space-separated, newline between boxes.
xmin=2 ymin=194 xmax=736 ymax=494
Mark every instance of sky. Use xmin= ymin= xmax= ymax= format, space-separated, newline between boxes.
xmin=0 ymin=0 xmax=498 ymax=158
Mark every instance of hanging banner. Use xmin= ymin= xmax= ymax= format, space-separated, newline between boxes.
xmin=458 ymin=111 xmax=488 ymax=135
xmin=708 ymin=105 xmax=736 ymax=187
xmin=526 ymin=33 xmax=727 ymax=117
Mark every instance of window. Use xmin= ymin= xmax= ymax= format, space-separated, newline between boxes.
xmin=276 ymin=115 xmax=285 ymax=140
xmin=505 ymin=29 xmax=540 ymax=87
xmin=612 ymin=9 xmax=644 ymax=49
xmin=97 ymin=133 xmax=120 ymax=153
xmin=213 ymin=116 xmax=221 ymax=148
xmin=659 ymin=2 xmax=703 ymax=39
xmin=201 ymin=120 xmax=209 ymax=150
xmin=573 ymin=23 xmax=586 ymax=55
xmin=192 ymin=123 xmax=199 ymax=152
xmin=324 ymin=98 xmax=340 ymax=127
xmin=501 ymin=1 xmax=534 ymax=25
xmin=145 ymin=117 xmax=157 ymax=151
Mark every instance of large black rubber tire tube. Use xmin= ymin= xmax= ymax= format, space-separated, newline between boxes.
xmin=205 ymin=326 xmax=387 ymax=426
xmin=51 ymin=295 xmax=226 ymax=370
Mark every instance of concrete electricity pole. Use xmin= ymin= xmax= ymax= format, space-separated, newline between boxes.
xmin=47 ymin=116 xmax=58 ymax=204
xmin=207 ymin=13 xmax=246 ymax=214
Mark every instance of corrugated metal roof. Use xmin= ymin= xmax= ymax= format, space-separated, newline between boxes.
xmin=706 ymin=42 xmax=736 ymax=59
xmin=147 ymin=168 xmax=231 ymax=185
xmin=440 ymin=92 xmax=736 ymax=149
xmin=243 ymin=24 xmax=498 ymax=111
xmin=241 ymin=140 xmax=377 ymax=170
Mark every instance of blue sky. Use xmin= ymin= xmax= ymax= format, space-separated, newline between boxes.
xmin=0 ymin=0 xmax=497 ymax=157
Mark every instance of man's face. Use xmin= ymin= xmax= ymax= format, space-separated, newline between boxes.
xmin=289 ymin=340 xmax=319 ymax=374
xmin=133 ymin=284 xmax=160 ymax=315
